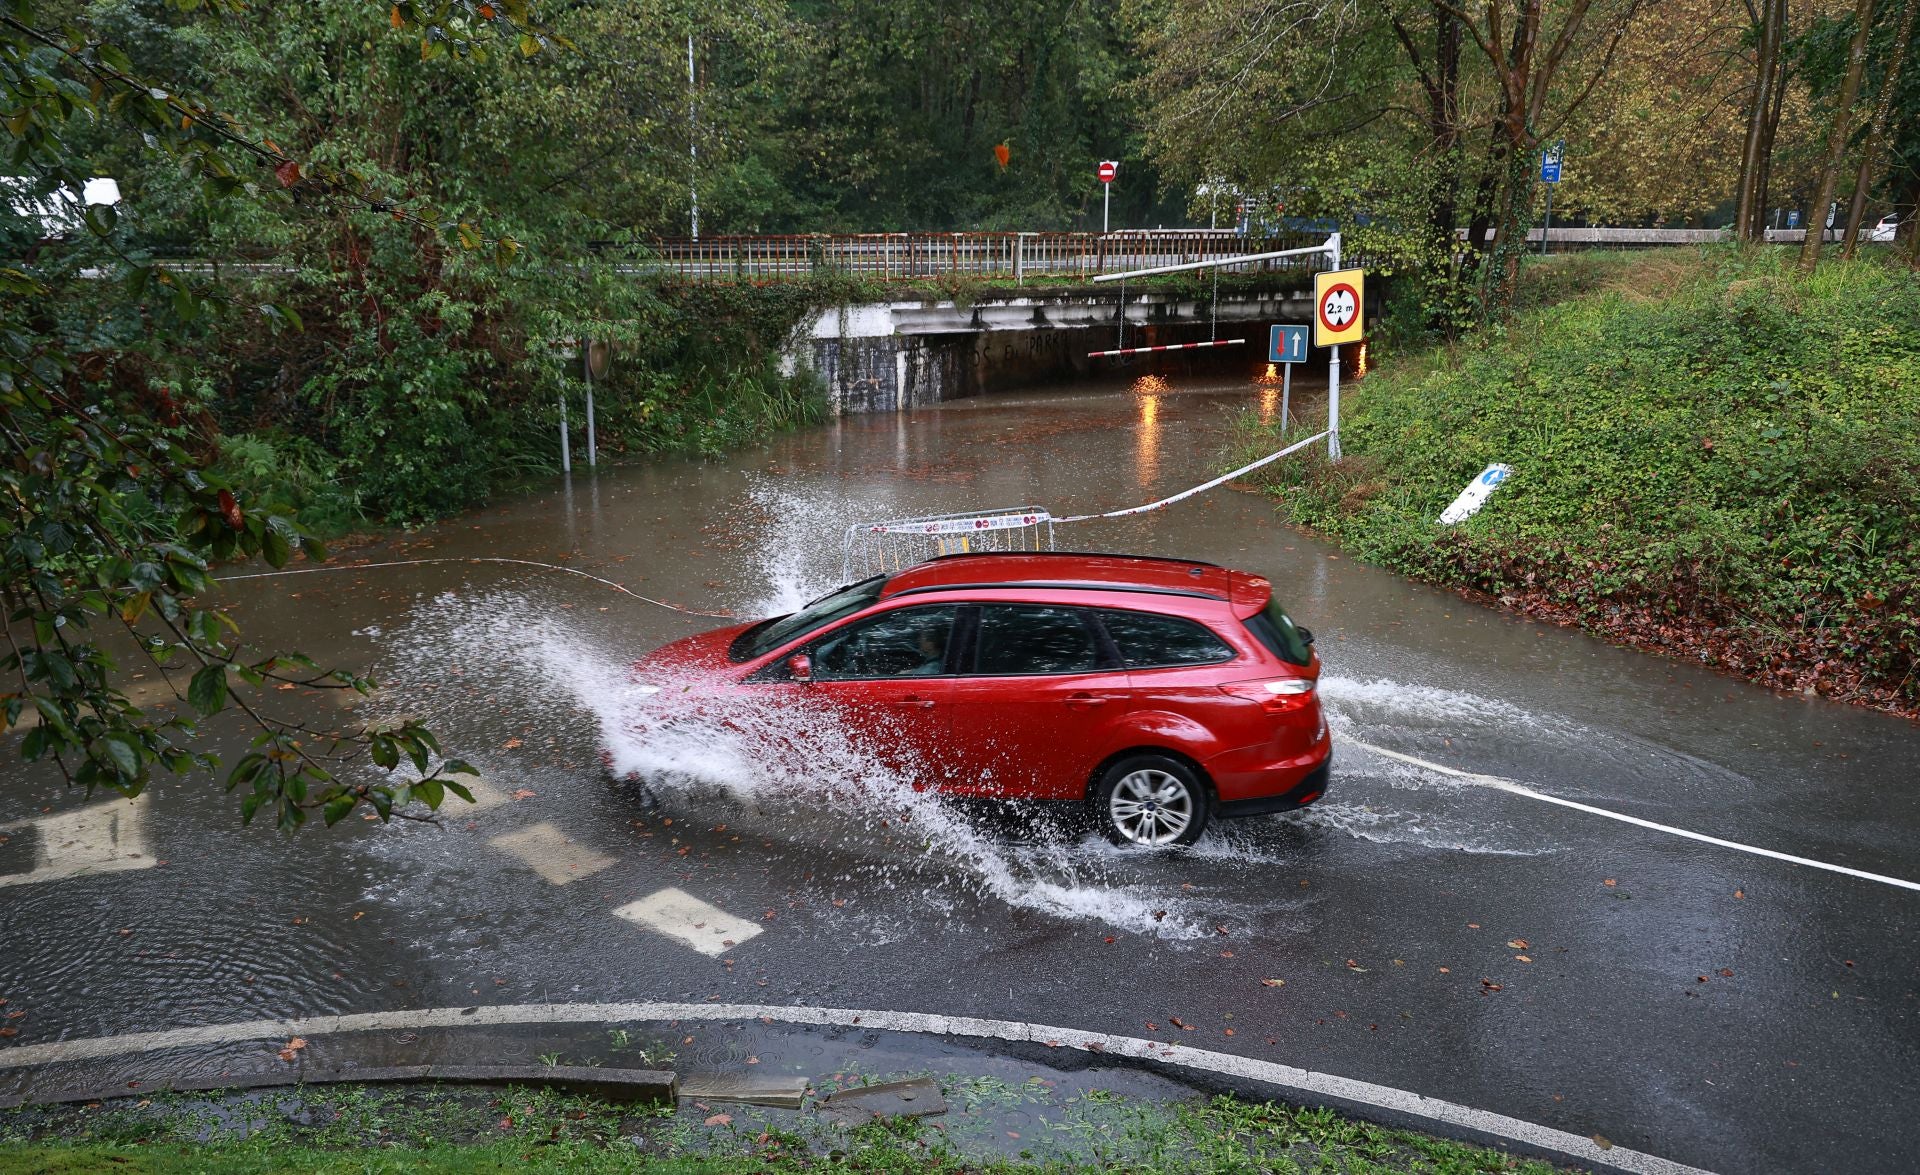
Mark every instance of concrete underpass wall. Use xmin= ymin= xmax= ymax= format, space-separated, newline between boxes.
xmin=805 ymin=335 xmax=973 ymax=413
xmin=790 ymin=286 xmax=1312 ymax=414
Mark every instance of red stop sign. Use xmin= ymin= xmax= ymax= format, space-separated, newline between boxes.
xmin=1097 ymin=161 xmax=1117 ymax=184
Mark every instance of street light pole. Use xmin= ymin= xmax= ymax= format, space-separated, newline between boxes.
xmin=687 ymin=34 xmax=699 ymax=240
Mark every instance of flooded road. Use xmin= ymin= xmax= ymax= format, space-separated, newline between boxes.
xmin=4 ymin=377 xmax=1918 ymax=1172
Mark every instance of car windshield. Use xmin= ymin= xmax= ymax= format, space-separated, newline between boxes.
xmin=728 ymin=576 xmax=886 ymax=662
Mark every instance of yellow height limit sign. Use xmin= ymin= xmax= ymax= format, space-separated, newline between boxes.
xmin=1313 ymin=268 xmax=1365 ymax=348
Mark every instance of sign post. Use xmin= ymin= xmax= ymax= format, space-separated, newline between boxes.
xmin=1098 ymin=160 xmax=1117 ymax=232
xmin=1267 ymin=324 xmax=1309 ymax=433
xmin=1313 ymin=246 xmax=1363 ymax=462
xmin=1539 ymin=140 xmax=1564 ymax=256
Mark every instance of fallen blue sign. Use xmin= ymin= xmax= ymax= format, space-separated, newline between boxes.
xmin=1439 ymin=464 xmax=1515 ymax=525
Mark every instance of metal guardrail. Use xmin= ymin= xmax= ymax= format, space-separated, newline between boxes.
xmin=637 ymin=231 xmax=1328 ymax=284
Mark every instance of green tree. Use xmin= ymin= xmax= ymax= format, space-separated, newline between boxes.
xmin=0 ymin=0 xmax=589 ymax=826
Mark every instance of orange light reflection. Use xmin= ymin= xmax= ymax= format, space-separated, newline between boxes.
xmin=1135 ymin=391 xmax=1161 ymax=489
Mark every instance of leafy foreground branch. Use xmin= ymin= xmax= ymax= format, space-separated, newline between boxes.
xmin=0 ymin=1 xmax=586 ymax=823
xmin=0 ymin=1078 xmax=1569 ymax=1175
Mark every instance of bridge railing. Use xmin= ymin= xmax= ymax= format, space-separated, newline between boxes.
xmin=634 ymin=231 xmax=1329 ymax=284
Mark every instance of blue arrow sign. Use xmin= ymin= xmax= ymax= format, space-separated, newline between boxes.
xmin=1268 ymin=324 xmax=1309 ymax=364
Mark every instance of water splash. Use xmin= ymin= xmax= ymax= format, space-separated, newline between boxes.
xmin=1319 ymin=674 xmax=1756 ymax=799
xmin=378 ymin=589 xmax=1213 ymax=939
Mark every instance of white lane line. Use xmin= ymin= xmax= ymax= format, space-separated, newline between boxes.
xmin=486 ymin=822 xmax=614 ymax=886
xmin=612 ymin=887 xmax=763 ymax=956
xmin=0 ymin=794 xmax=153 ymax=889
xmin=0 ymin=999 xmax=1712 ymax=1175
xmin=1346 ymin=738 xmax=1920 ymax=893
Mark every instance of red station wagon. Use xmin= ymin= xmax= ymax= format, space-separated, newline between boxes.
xmin=624 ymin=552 xmax=1331 ymax=846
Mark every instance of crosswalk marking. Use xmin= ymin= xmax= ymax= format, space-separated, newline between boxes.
xmin=0 ymin=793 xmax=153 ymax=889
xmin=487 ymin=821 xmax=614 ymax=885
xmin=612 ymin=887 xmax=763 ymax=956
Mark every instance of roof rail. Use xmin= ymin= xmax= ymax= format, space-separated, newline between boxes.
xmin=889 ymin=581 xmax=1227 ymax=602
xmin=924 ymin=550 xmax=1223 ymax=570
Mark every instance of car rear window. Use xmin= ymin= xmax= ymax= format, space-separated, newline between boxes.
xmin=973 ymin=605 xmax=1103 ymax=675
xmin=1244 ymin=597 xmax=1313 ymax=666
xmin=1098 ymin=610 xmax=1234 ymax=668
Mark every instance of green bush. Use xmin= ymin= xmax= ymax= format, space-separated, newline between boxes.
xmin=1255 ymin=248 xmax=1920 ymax=709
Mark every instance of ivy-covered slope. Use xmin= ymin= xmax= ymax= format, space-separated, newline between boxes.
xmin=1255 ymin=250 xmax=1920 ymax=714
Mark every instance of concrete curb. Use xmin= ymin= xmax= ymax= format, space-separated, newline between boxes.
xmin=0 ymin=1001 xmax=1713 ymax=1174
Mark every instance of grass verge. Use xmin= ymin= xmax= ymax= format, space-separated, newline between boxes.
xmin=0 ymin=1078 xmax=1573 ymax=1174
xmin=1250 ymin=247 xmax=1920 ymax=716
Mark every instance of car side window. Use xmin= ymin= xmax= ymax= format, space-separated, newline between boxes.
xmin=972 ymin=605 xmax=1103 ymax=676
xmin=1098 ymin=610 xmax=1235 ymax=668
xmin=811 ymin=606 xmax=958 ymax=681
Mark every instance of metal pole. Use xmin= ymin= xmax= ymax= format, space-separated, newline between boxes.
xmin=1281 ymin=363 xmax=1291 ymax=435
xmin=1540 ymin=185 xmax=1553 ymax=256
xmin=558 ymin=387 xmax=571 ymax=474
xmin=1091 ymin=241 xmax=1335 ymax=283
xmin=583 ymin=346 xmax=598 ymax=468
xmin=687 ymin=34 xmax=699 ymax=240
xmin=1327 ymin=232 xmax=1341 ymax=463
xmin=1103 ymin=182 xmax=1110 ymax=234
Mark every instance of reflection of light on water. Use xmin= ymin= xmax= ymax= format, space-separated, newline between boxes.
xmin=1258 ymin=385 xmax=1278 ymax=425
xmin=1130 ymin=374 xmax=1169 ymax=395
xmin=1135 ymin=392 xmax=1161 ymax=488
xmin=1256 ymin=363 xmax=1283 ymax=386
xmin=1355 ymin=342 xmax=1369 ymax=377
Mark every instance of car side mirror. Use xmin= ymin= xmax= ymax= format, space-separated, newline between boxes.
xmin=787 ymin=653 xmax=813 ymax=682
xmin=1296 ymin=626 xmax=1314 ymax=645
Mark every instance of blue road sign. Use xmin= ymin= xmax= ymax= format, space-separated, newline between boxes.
xmin=1788 ymin=210 xmax=1800 ymax=229
xmin=1268 ymin=324 xmax=1309 ymax=363
xmin=1540 ymin=140 xmax=1565 ymax=184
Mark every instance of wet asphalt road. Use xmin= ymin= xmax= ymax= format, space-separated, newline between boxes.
xmin=3 ymin=377 xmax=1918 ymax=1173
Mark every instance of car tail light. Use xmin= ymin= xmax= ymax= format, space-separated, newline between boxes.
xmin=1218 ymin=677 xmax=1316 ymax=713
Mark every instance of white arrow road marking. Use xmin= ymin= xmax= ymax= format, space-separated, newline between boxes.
xmin=0 ymin=794 xmax=153 ymax=889
xmin=613 ymin=887 xmax=764 ymax=956
xmin=1345 ymin=738 xmax=1920 ymax=893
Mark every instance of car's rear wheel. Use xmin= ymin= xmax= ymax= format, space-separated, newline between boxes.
xmin=1094 ymin=754 xmax=1211 ymax=847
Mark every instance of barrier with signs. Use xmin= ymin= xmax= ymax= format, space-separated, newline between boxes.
xmin=842 ymin=507 xmax=1056 ymax=579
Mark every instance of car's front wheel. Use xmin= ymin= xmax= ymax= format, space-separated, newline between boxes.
xmin=1094 ymin=754 xmax=1211 ymax=847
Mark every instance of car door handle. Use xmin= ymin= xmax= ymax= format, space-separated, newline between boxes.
xmin=1065 ymin=692 xmax=1109 ymax=710
xmin=888 ymin=697 xmax=936 ymax=710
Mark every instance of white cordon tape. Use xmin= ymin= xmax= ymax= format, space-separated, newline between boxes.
xmin=1348 ymin=739 xmax=1920 ymax=892
xmin=220 ymin=557 xmax=733 ymax=618
xmin=1057 ymin=430 xmax=1329 ymax=523
xmin=865 ymin=511 xmax=1051 ymax=536
xmin=1089 ymin=338 xmax=1247 ymax=359
xmin=0 ymin=1001 xmax=1711 ymax=1174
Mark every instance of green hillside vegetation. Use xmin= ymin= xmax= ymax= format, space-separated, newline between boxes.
xmin=1253 ymin=250 xmax=1920 ymax=713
